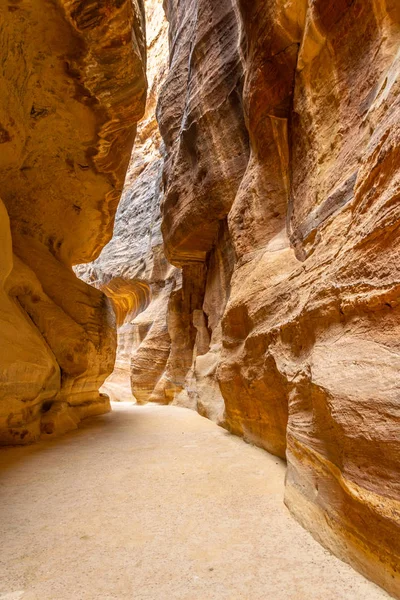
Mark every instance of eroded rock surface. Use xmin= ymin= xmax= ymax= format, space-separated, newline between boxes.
xmin=68 ymin=0 xmax=400 ymax=594
xmin=155 ymin=0 xmax=400 ymax=596
xmin=0 ymin=0 xmax=146 ymax=443
xmin=154 ymin=0 xmax=249 ymax=421
xmin=76 ymin=0 xmax=181 ymax=404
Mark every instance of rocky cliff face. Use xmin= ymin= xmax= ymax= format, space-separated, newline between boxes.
xmin=154 ymin=0 xmax=249 ymax=420
xmin=0 ymin=0 xmax=146 ymax=443
xmin=156 ymin=0 xmax=400 ymax=596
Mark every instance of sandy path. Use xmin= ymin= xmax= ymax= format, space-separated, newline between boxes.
xmin=0 ymin=403 xmax=389 ymax=600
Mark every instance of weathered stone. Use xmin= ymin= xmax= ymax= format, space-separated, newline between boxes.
xmin=155 ymin=0 xmax=400 ymax=596
xmin=77 ymin=0 xmax=181 ymax=404
xmin=33 ymin=0 xmax=400 ymax=595
xmin=0 ymin=0 xmax=146 ymax=442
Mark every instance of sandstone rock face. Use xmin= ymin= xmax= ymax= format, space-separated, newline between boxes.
xmin=0 ymin=0 xmax=146 ymax=443
xmin=76 ymin=0 xmax=181 ymax=404
xmin=155 ymin=0 xmax=249 ymax=421
xmin=156 ymin=0 xmax=400 ymax=595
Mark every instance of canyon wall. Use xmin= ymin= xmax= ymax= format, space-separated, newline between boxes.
xmin=5 ymin=0 xmax=398 ymax=594
xmin=77 ymin=0 xmax=181 ymax=405
xmin=155 ymin=0 xmax=250 ymax=420
xmin=156 ymin=0 xmax=400 ymax=596
xmin=71 ymin=0 xmax=399 ymax=594
xmin=0 ymin=0 xmax=146 ymax=443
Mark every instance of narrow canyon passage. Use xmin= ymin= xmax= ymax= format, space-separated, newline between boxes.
xmin=0 ymin=404 xmax=389 ymax=600
xmin=1 ymin=0 xmax=400 ymax=595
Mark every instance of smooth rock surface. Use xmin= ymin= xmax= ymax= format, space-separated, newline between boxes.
xmin=0 ymin=403 xmax=389 ymax=600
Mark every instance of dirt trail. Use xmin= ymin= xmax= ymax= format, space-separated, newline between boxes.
xmin=0 ymin=403 xmax=389 ymax=600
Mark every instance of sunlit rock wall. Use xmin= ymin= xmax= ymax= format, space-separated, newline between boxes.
xmin=157 ymin=0 xmax=400 ymax=595
xmin=0 ymin=0 xmax=146 ymax=443
xmin=77 ymin=0 xmax=181 ymax=404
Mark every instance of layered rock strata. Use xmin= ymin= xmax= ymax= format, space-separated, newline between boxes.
xmin=72 ymin=0 xmax=399 ymax=594
xmin=0 ymin=0 xmax=146 ymax=443
xmin=156 ymin=0 xmax=400 ymax=596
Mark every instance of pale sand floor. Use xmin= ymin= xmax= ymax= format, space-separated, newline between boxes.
xmin=0 ymin=403 xmax=390 ymax=600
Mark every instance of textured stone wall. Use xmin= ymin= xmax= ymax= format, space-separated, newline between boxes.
xmin=77 ymin=0 xmax=181 ymax=404
xmin=0 ymin=0 xmax=146 ymax=443
xmin=156 ymin=0 xmax=400 ymax=596
xmin=154 ymin=0 xmax=249 ymax=419
xmin=9 ymin=1 xmax=400 ymax=595
xmin=67 ymin=0 xmax=400 ymax=594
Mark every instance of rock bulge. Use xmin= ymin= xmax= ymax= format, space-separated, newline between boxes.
xmin=0 ymin=0 xmax=147 ymax=442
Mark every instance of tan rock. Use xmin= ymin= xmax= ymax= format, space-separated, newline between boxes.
xmin=156 ymin=0 xmax=400 ymax=596
xmin=64 ymin=0 xmax=400 ymax=595
xmin=0 ymin=0 xmax=146 ymax=442
xmin=77 ymin=0 xmax=181 ymax=404
xmin=155 ymin=0 xmax=249 ymax=420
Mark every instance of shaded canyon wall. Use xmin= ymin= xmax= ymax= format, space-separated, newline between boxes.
xmin=0 ymin=0 xmax=147 ymax=443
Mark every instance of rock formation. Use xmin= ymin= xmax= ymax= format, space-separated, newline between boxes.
xmin=154 ymin=0 xmax=250 ymax=421
xmin=77 ymin=0 xmax=181 ymax=404
xmin=78 ymin=2 xmax=400 ymax=593
xmin=155 ymin=0 xmax=400 ymax=596
xmin=3 ymin=0 xmax=399 ymax=597
xmin=0 ymin=0 xmax=146 ymax=443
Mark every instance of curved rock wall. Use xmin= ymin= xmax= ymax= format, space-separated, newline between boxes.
xmin=156 ymin=0 xmax=400 ymax=596
xmin=154 ymin=0 xmax=249 ymax=420
xmin=0 ymin=0 xmax=146 ymax=443
xmin=67 ymin=0 xmax=399 ymax=594
xmin=77 ymin=0 xmax=181 ymax=404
